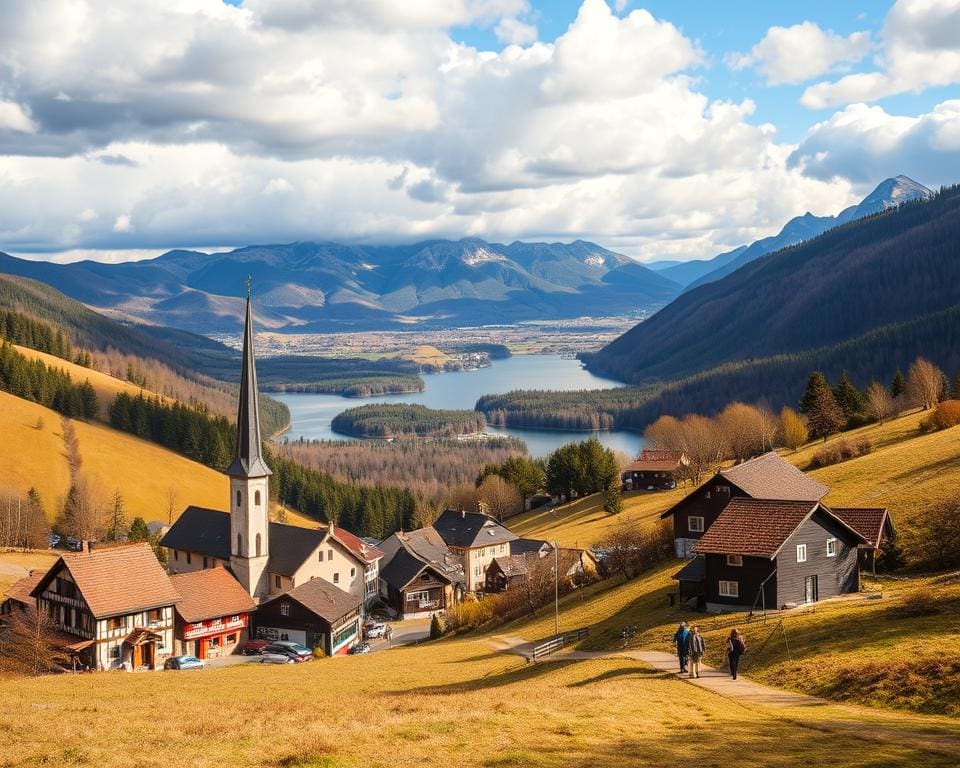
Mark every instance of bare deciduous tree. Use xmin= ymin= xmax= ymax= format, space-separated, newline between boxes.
xmin=0 ymin=607 xmax=63 ymax=677
xmin=906 ymin=357 xmax=945 ymax=411
xmin=779 ymin=407 xmax=808 ymax=452
xmin=717 ymin=402 xmax=766 ymax=462
xmin=865 ymin=381 xmax=897 ymax=425
xmin=477 ymin=475 xmax=522 ymax=522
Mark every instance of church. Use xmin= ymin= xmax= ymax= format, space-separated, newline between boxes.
xmin=160 ymin=287 xmax=382 ymax=650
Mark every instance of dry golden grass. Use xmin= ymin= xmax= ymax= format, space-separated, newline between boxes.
xmin=2 ymin=632 xmax=957 ymax=768
xmin=0 ymin=391 xmax=315 ymax=529
xmin=0 ymin=549 xmax=58 ymax=595
xmin=12 ymin=343 xmax=173 ymax=414
xmin=402 ymin=345 xmax=453 ymax=366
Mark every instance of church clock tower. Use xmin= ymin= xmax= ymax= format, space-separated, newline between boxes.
xmin=228 ymin=281 xmax=272 ymax=599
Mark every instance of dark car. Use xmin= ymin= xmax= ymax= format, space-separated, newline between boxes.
xmin=348 ymin=642 xmax=371 ymax=655
xmin=65 ymin=537 xmax=82 ymax=552
xmin=239 ymin=639 xmax=270 ymax=656
xmin=164 ymin=655 xmax=205 ymax=671
xmin=262 ymin=642 xmax=312 ymax=662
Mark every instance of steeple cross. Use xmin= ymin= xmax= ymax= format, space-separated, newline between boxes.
xmin=246 ymin=274 xmax=251 ymax=298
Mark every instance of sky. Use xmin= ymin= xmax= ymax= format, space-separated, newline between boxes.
xmin=1 ymin=0 xmax=959 ymax=264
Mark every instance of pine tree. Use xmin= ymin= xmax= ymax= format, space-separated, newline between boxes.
xmin=890 ymin=368 xmax=906 ymax=399
xmin=833 ymin=372 xmax=866 ymax=420
xmin=128 ymin=516 xmax=150 ymax=542
xmin=799 ymin=372 xmax=830 ymax=415
xmin=24 ymin=488 xmax=50 ymax=550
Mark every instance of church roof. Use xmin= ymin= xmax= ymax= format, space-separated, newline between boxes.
xmin=226 ymin=291 xmax=271 ymax=479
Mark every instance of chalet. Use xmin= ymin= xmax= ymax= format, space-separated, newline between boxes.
xmin=30 ymin=543 xmax=180 ymax=671
xmin=679 ymin=498 xmax=867 ymax=612
xmin=661 ymin=452 xmax=829 ymax=557
xmin=432 ymin=509 xmax=518 ymax=592
xmin=484 ymin=554 xmax=533 ymax=592
xmin=832 ymin=507 xmax=895 ymax=575
xmin=622 ymin=449 xmax=690 ymax=491
xmin=170 ymin=567 xmax=256 ymax=659
xmin=158 ymin=288 xmax=383 ymax=616
xmin=378 ymin=528 xmax=465 ymax=619
xmin=254 ymin=577 xmax=362 ymax=655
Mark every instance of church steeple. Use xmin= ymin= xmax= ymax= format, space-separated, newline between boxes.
xmin=227 ymin=280 xmax=272 ymax=479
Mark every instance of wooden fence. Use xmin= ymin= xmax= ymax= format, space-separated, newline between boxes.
xmin=530 ymin=627 xmax=590 ymax=661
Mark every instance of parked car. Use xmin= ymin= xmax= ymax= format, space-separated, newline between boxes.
xmin=262 ymin=642 xmax=312 ymax=662
xmin=348 ymin=642 xmax=371 ymax=655
xmin=48 ymin=533 xmax=61 ymax=548
xmin=364 ymin=623 xmax=387 ymax=640
xmin=164 ymin=655 xmax=205 ymax=671
xmin=260 ymin=652 xmax=296 ymax=665
xmin=238 ymin=639 xmax=270 ymax=656
xmin=65 ymin=537 xmax=82 ymax=551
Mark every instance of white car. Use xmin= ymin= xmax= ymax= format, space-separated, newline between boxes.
xmin=364 ymin=623 xmax=387 ymax=639
xmin=260 ymin=652 xmax=296 ymax=665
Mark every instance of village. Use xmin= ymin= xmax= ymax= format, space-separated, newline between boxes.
xmin=0 ymin=294 xmax=894 ymax=674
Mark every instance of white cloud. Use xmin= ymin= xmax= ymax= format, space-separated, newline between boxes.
xmin=495 ymin=17 xmax=538 ymax=45
xmin=112 ymin=214 xmax=132 ymax=232
xmin=729 ymin=21 xmax=871 ymax=85
xmin=802 ymin=0 xmax=960 ymax=108
xmin=790 ymin=100 xmax=960 ymax=186
xmin=0 ymin=101 xmax=37 ymax=133
xmin=263 ymin=177 xmax=294 ymax=194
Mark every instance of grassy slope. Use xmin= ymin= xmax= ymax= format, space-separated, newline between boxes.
xmin=0 ymin=390 xmax=314 ymax=528
xmin=2 ymin=632 xmax=956 ymax=768
xmin=0 ymin=550 xmax=58 ymax=596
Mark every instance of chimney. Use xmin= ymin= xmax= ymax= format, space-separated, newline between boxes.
xmin=83 ymin=540 xmax=92 ymax=553
xmin=328 ymin=519 xmax=335 ymax=534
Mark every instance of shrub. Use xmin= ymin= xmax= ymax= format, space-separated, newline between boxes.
xmin=919 ymin=400 xmax=960 ymax=432
xmin=312 ymin=646 xmax=327 ymax=659
xmin=809 ymin=437 xmax=872 ymax=468
xmin=430 ymin=613 xmax=446 ymax=639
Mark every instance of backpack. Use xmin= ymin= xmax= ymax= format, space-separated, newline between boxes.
xmin=734 ymin=636 xmax=747 ymax=655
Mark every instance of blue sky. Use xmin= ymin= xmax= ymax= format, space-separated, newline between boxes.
xmin=2 ymin=0 xmax=959 ymax=262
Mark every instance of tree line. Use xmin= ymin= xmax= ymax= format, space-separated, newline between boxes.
xmin=331 ymin=403 xmax=487 ymax=439
xmin=0 ymin=340 xmax=98 ymax=420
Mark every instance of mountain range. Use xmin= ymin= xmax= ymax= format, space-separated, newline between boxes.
xmin=648 ymin=175 xmax=933 ymax=289
xmin=0 ymin=240 xmax=681 ymax=333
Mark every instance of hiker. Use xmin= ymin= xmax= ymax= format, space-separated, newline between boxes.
xmin=726 ymin=629 xmax=746 ymax=680
xmin=673 ymin=621 xmax=690 ymax=673
xmin=686 ymin=626 xmax=705 ymax=678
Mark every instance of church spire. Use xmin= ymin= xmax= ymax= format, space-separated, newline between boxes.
xmin=227 ymin=281 xmax=271 ymax=478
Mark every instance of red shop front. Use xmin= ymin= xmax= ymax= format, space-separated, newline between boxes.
xmin=182 ymin=614 xmax=249 ymax=659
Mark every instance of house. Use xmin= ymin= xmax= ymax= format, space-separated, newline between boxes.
xmin=432 ymin=509 xmax=518 ymax=592
xmin=158 ymin=288 xmax=383 ymax=614
xmin=832 ymin=507 xmax=895 ymax=575
xmin=661 ymin=452 xmax=829 ymax=557
xmin=30 ymin=543 xmax=181 ymax=671
xmin=484 ymin=554 xmax=533 ymax=592
xmin=622 ymin=449 xmax=690 ymax=491
xmin=510 ymin=538 xmax=552 ymax=557
xmin=169 ymin=567 xmax=257 ymax=659
xmin=1 ymin=569 xmax=43 ymax=619
xmin=683 ymin=498 xmax=867 ymax=612
xmin=511 ymin=538 xmax=599 ymax=579
xmin=378 ymin=527 xmax=465 ymax=619
xmin=254 ymin=577 xmax=362 ymax=655
xmin=163 ymin=510 xmax=383 ymax=610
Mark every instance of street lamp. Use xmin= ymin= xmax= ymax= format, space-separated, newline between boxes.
xmin=553 ymin=540 xmax=559 ymax=638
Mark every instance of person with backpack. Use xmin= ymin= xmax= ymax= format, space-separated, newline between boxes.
xmin=673 ymin=622 xmax=690 ymax=673
xmin=727 ymin=629 xmax=746 ymax=680
xmin=686 ymin=626 xmax=705 ymax=678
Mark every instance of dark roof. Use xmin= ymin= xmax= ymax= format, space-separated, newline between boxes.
xmin=379 ymin=528 xmax=464 ymax=591
xmin=170 ymin=567 xmax=256 ymax=623
xmin=693 ymin=499 xmax=865 ymax=558
xmin=226 ymin=294 xmax=272 ymax=479
xmin=673 ymin=555 xmax=705 ymax=582
xmin=720 ymin=452 xmax=829 ymax=501
xmin=625 ymin=449 xmax=688 ymax=472
xmin=5 ymin=569 xmax=44 ymax=606
xmin=510 ymin=538 xmax=551 ymax=556
xmin=432 ymin=509 xmax=518 ymax=549
xmin=491 ymin=555 xmax=529 ymax=578
xmin=832 ymin=508 xmax=892 ymax=549
xmin=264 ymin=577 xmax=361 ymax=623
xmin=380 ymin=548 xmax=454 ymax=591
xmin=32 ymin=544 xmax=180 ymax=619
xmin=159 ymin=506 xmax=327 ymax=577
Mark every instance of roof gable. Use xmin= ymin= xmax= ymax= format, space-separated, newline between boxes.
xmin=719 ymin=452 xmax=829 ymax=501
xmin=432 ymin=509 xmax=518 ymax=549
xmin=170 ymin=567 xmax=256 ymax=623
xmin=262 ymin=577 xmax=360 ymax=623
xmin=831 ymin=508 xmax=892 ymax=549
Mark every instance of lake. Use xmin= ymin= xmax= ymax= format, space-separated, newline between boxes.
xmin=273 ymin=354 xmax=644 ymax=458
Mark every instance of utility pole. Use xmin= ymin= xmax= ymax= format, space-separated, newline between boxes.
xmin=553 ymin=540 xmax=559 ymax=638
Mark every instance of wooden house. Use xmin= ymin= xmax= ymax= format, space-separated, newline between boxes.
xmin=30 ymin=543 xmax=181 ymax=671
xmin=432 ymin=509 xmax=518 ymax=592
xmin=484 ymin=554 xmax=532 ymax=593
xmin=683 ymin=498 xmax=867 ymax=612
xmin=378 ymin=527 xmax=465 ymax=619
xmin=622 ymin=449 xmax=690 ymax=491
xmin=660 ymin=452 xmax=829 ymax=557
xmin=832 ymin=507 xmax=895 ymax=575
xmin=254 ymin=577 xmax=362 ymax=655
xmin=170 ymin=567 xmax=256 ymax=659
xmin=1 ymin=569 xmax=43 ymax=619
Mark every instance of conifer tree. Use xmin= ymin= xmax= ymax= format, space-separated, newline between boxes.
xmin=128 ymin=516 xmax=150 ymax=542
xmin=799 ymin=372 xmax=830 ymax=415
xmin=833 ymin=372 xmax=866 ymax=421
xmin=890 ymin=368 xmax=906 ymax=399
xmin=24 ymin=488 xmax=50 ymax=550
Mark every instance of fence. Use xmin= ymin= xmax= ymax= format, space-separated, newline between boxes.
xmin=530 ymin=627 xmax=589 ymax=661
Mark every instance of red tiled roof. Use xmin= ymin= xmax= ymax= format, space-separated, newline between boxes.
xmin=693 ymin=498 xmax=820 ymax=558
xmin=831 ymin=508 xmax=890 ymax=549
xmin=625 ymin=449 xmax=688 ymax=472
xmin=720 ymin=452 xmax=829 ymax=501
xmin=170 ymin=567 xmax=256 ymax=624
xmin=32 ymin=543 xmax=181 ymax=619
xmin=5 ymin=569 xmax=44 ymax=606
xmin=330 ymin=524 xmax=383 ymax=564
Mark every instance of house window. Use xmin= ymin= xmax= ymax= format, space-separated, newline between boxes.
xmin=256 ymin=533 xmax=262 ymax=557
xmin=107 ymin=616 xmax=126 ymax=631
xmin=333 ymin=573 xmax=340 ymax=584
xmin=203 ymin=556 xmax=208 ymax=569
xmin=726 ymin=554 xmax=743 ymax=567
xmin=236 ymin=490 xmax=241 ymax=507
xmin=318 ymin=550 xmax=324 ymax=562
xmin=225 ymin=633 xmax=237 ymax=645
xmin=421 ymin=573 xmax=431 ymax=582
xmin=237 ymin=533 xmax=242 ymax=556
xmin=500 ymin=544 xmax=505 ymax=554
xmin=328 ymin=549 xmax=334 ymax=561
xmin=350 ymin=567 xmax=356 ymax=578
xmin=186 ymin=551 xmax=192 ymax=565
xmin=719 ymin=580 xmax=739 ymax=598
xmin=110 ymin=645 xmax=121 ymax=659
xmin=274 ymin=575 xmax=281 ymax=589
xmin=280 ymin=603 xmax=290 ymax=617
xmin=407 ymin=591 xmax=430 ymax=603
xmin=688 ymin=516 xmax=704 ymax=533
xmin=797 ymin=544 xmax=807 ymax=563
xmin=826 ymin=538 xmax=837 ymax=557
xmin=255 ymin=490 xmax=261 ymax=506
xmin=147 ymin=608 xmax=162 ymax=623
xmin=173 ymin=550 xmax=179 ymax=561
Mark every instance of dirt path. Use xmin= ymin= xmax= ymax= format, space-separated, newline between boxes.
xmin=486 ymin=636 xmax=960 ymax=758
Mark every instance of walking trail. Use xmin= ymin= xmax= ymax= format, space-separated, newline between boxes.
xmin=485 ymin=634 xmax=960 ymax=759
